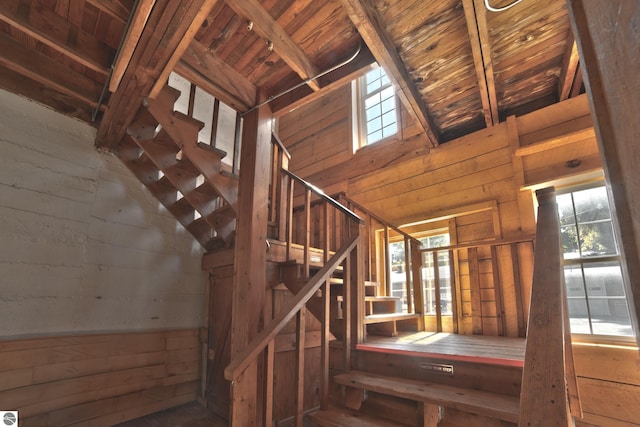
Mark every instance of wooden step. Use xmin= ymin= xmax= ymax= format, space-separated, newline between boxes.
xmin=364 ymin=313 xmax=421 ymax=325
xmin=197 ymin=141 xmax=227 ymax=158
xmin=332 ymin=371 xmax=519 ymax=424
xmin=309 ymin=406 xmax=400 ymax=426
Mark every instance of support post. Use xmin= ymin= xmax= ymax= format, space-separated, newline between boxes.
xmin=229 ymin=104 xmax=273 ymax=427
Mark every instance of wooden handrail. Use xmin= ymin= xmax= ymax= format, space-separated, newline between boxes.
xmin=271 ymin=131 xmax=292 ymax=159
xmin=340 ymin=195 xmax=421 ymax=246
xmin=519 ymin=187 xmax=573 ymax=426
xmin=282 ymin=169 xmax=364 ymax=224
xmin=224 ymin=234 xmax=359 ymax=381
xmin=418 ymin=234 xmax=535 ymax=254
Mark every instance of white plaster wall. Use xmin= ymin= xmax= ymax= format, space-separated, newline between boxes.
xmin=0 ymin=89 xmax=205 ymax=338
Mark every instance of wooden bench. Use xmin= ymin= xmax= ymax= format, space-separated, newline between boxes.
xmin=333 ymin=370 xmax=519 ymax=425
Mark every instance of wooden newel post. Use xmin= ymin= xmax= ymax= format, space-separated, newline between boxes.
xmin=230 ymin=103 xmax=273 ymax=426
xmin=519 ymin=187 xmax=572 ymax=427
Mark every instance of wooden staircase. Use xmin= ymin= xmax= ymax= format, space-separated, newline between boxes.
xmin=117 ymin=85 xmax=238 ymax=250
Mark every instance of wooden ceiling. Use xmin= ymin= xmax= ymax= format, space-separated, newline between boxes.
xmin=0 ymin=0 xmax=582 ymax=148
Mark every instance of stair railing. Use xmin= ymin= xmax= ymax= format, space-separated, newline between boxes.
xmin=226 ymin=156 xmax=364 ymax=426
xmin=518 ymin=187 xmax=581 ymax=426
xmin=339 ymin=195 xmax=424 ymax=320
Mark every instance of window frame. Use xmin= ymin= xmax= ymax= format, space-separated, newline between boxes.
xmin=555 ymin=181 xmax=635 ymax=341
xmin=352 ymin=66 xmax=400 ymax=151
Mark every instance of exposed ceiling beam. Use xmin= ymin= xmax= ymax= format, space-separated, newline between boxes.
xmin=0 ymin=32 xmax=104 ymax=109
xmin=339 ymin=0 xmax=439 ymax=147
xmin=462 ymin=0 xmax=493 ymax=127
xmin=558 ymin=35 xmax=580 ymax=101
xmin=271 ymin=44 xmax=376 ymax=117
xmin=149 ymin=0 xmax=220 ymax=99
xmin=466 ymin=0 xmax=499 ymax=126
xmin=176 ymin=40 xmax=256 ymax=111
xmin=224 ymin=0 xmax=321 ymax=92
xmin=85 ymin=0 xmax=130 ymax=24
xmin=0 ymin=0 xmax=112 ymax=76
xmin=109 ymin=0 xmax=156 ymax=92
xmin=96 ymin=0 xmax=213 ymax=149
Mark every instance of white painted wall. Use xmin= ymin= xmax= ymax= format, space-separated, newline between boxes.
xmin=0 ymin=89 xmax=205 ymax=338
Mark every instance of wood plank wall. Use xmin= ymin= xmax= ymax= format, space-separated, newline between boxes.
xmin=0 ymin=329 xmax=201 ymax=426
xmin=573 ymin=343 xmax=640 ymax=426
xmin=203 ymin=246 xmax=324 ymax=423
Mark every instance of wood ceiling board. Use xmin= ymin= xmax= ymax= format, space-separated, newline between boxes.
xmin=85 ymin=0 xmax=132 ymax=24
xmin=0 ymin=63 xmax=95 ymax=123
xmin=487 ymin=0 xmax=570 ymax=114
xmin=0 ymin=31 xmax=103 ymax=108
xmin=0 ymin=0 xmax=113 ymax=75
xmin=224 ymin=0 xmax=321 ymax=91
xmin=377 ymin=0 xmax=459 ymax=41
xmin=390 ymin=3 xmax=483 ymax=136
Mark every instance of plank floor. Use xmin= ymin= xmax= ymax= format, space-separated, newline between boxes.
xmin=358 ymin=332 xmax=526 ymax=367
xmin=114 ymin=402 xmax=227 ymax=427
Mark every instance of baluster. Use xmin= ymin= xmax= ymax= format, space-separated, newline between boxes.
xmin=449 ymin=249 xmax=459 ymax=334
xmin=383 ymin=226 xmax=391 ymax=296
xmin=433 ymin=250 xmax=442 ymax=333
xmin=286 ymin=177 xmax=294 ymax=261
xmin=404 ymin=236 xmax=413 ymax=313
xmin=304 ymin=188 xmax=311 ymax=277
xmin=295 ymin=308 xmax=306 ymax=426
xmin=321 ymin=280 xmax=330 ymax=410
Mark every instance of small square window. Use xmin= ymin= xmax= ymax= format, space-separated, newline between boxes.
xmin=354 ymin=67 xmax=399 ymax=148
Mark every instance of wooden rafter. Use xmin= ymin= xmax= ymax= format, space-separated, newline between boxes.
xmin=224 ymin=0 xmax=321 ymax=92
xmin=176 ymin=40 xmax=257 ymax=111
xmin=0 ymin=32 xmax=103 ymax=109
xmin=0 ymin=0 xmax=112 ymax=76
xmin=462 ymin=0 xmax=493 ymax=127
xmin=85 ymin=0 xmax=130 ymax=24
xmin=465 ymin=0 xmax=499 ymax=126
xmin=149 ymin=0 xmax=220 ymax=99
xmin=558 ymin=35 xmax=580 ymax=101
xmin=109 ymin=0 xmax=156 ymax=92
xmin=339 ymin=0 xmax=439 ymax=147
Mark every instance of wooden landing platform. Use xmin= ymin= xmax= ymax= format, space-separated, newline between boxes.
xmin=357 ymin=332 xmax=526 ymax=367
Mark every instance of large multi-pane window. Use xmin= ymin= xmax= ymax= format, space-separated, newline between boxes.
xmin=358 ymin=67 xmax=398 ymax=147
xmin=557 ymin=185 xmax=633 ymax=337
xmin=420 ymin=234 xmax=452 ymax=315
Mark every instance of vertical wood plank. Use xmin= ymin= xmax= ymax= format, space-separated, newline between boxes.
xmin=230 ymin=104 xmax=272 ymax=427
xmin=304 ymin=188 xmax=311 ymax=277
xmin=433 ymin=251 xmax=442 ymax=333
xmin=404 ymin=237 xmax=413 ymax=313
xmin=286 ymin=178 xmax=294 ymax=260
xmin=449 ymin=249 xmax=459 ymax=334
xmin=232 ymin=111 xmax=242 ymax=175
xmin=343 ymin=252 xmax=351 ymax=372
xmin=568 ymin=0 xmax=640 ymax=339
xmin=210 ymin=97 xmax=220 ymax=146
xmin=468 ymin=247 xmax=483 ymax=335
xmin=419 ymin=402 xmax=440 ymax=427
xmin=269 ymin=145 xmax=278 ymax=224
xmin=295 ymin=308 xmax=306 ymax=427
xmin=277 ymin=154 xmax=289 ymax=241
xmin=263 ymin=340 xmax=274 ymax=427
xmin=384 ymin=226 xmax=391 ymax=296
xmin=491 ymin=246 xmax=506 ymax=336
xmin=511 ymin=244 xmax=526 ymax=338
xmin=320 ymin=281 xmax=330 ymax=410
xmin=411 ymin=241 xmax=425 ymax=317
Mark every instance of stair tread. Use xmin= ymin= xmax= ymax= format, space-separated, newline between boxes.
xmin=337 ymin=296 xmax=399 ymax=302
xmin=333 ymin=370 xmax=519 ymax=423
xmin=364 ymin=313 xmax=421 ymax=324
xmin=197 ymin=142 xmax=227 ymax=158
xmin=173 ymin=111 xmax=205 ymax=131
xmin=309 ymin=406 xmax=400 ymax=427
